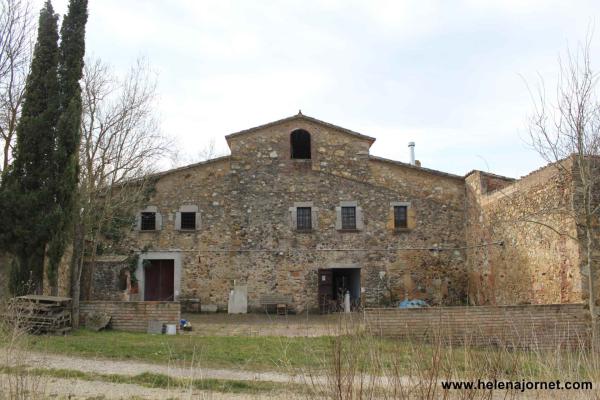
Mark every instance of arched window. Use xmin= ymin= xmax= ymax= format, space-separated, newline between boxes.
xmin=290 ymin=129 xmax=311 ymax=159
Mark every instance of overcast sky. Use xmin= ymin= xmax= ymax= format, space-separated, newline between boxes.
xmin=36 ymin=0 xmax=600 ymax=178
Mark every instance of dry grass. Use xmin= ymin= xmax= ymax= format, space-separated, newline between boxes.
xmin=293 ymin=314 xmax=600 ymax=400
xmin=1 ymin=310 xmax=599 ymax=399
xmin=0 ymin=297 xmax=47 ymax=400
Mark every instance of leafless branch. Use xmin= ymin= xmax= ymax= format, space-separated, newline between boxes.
xmin=0 ymin=0 xmax=33 ymax=173
xmin=80 ymin=57 xmax=171 ymax=191
xmin=78 ymin=55 xmax=172 ymax=260
xmin=526 ymin=32 xmax=600 ymax=327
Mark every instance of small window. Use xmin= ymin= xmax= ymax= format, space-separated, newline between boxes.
xmin=341 ymin=206 xmax=356 ymax=230
xmin=141 ymin=212 xmax=156 ymax=231
xmin=394 ymin=206 xmax=408 ymax=229
xmin=180 ymin=212 xmax=196 ymax=230
xmin=296 ymin=207 xmax=312 ymax=231
xmin=291 ymin=129 xmax=311 ymax=159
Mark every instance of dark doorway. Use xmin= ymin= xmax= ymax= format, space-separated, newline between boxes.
xmin=318 ymin=268 xmax=360 ymax=313
xmin=318 ymin=269 xmax=333 ymax=314
xmin=144 ymin=259 xmax=174 ymax=301
xmin=290 ymin=129 xmax=311 ymax=159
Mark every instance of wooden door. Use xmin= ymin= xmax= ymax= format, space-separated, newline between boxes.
xmin=318 ymin=269 xmax=333 ymax=314
xmin=144 ymin=260 xmax=174 ymax=301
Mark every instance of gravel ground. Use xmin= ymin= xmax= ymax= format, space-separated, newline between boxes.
xmin=181 ymin=312 xmax=363 ymax=337
xmin=25 ymin=351 xmax=303 ymax=383
xmin=4 ymin=350 xmax=595 ymax=399
xmin=0 ymin=373 xmax=292 ymax=400
xmin=0 ymin=350 xmax=307 ymax=399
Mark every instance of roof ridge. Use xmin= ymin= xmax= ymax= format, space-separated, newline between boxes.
xmin=225 ymin=113 xmax=376 ymax=144
xmin=464 ymin=170 xmax=516 ymax=181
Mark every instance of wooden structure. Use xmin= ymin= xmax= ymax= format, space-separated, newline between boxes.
xmin=144 ymin=260 xmax=175 ymax=301
xmin=10 ymin=295 xmax=72 ymax=335
xmin=259 ymin=294 xmax=292 ymax=314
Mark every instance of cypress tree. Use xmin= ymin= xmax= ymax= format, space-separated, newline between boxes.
xmin=0 ymin=1 xmax=60 ymax=294
xmin=46 ymin=0 xmax=88 ymax=290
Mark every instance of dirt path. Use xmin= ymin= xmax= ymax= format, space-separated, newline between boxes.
xmin=0 ymin=373 xmax=292 ymax=400
xmin=20 ymin=351 xmax=413 ymax=388
xmin=2 ymin=352 xmax=593 ymax=400
xmin=24 ymin=351 xmax=306 ymax=384
xmin=1 ymin=351 xmax=307 ymax=399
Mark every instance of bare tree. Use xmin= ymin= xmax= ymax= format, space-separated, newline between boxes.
xmin=171 ymin=136 xmax=227 ymax=168
xmin=0 ymin=0 xmax=33 ymax=173
xmin=71 ymin=57 xmax=172 ymax=326
xmin=528 ymin=37 xmax=600 ymax=333
xmin=195 ymin=137 xmax=226 ymax=161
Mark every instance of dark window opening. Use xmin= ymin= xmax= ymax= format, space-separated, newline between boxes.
xmin=296 ymin=207 xmax=312 ymax=231
xmin=181 ymin=212 xmax=196 ymax=230
xmin=141 ymin=212 xmax=156 ymax=231
xmin=394 ymin=206 xmax=408 ymax=229
xmin=341 ymin=206 xmax=356 ymax=230
xmin=291 ymin=129 xmax=311 ymax=159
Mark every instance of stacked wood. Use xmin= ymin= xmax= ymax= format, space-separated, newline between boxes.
xmin=9 ymin=295 xmax=72 ymax=335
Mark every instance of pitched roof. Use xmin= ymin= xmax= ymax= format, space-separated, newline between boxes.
xmin=464 ymin=170 xmax=515 ymax=181
xmin=225 ymin=112 xmax=376 ymax=145
xmin=149 ymin=155 xmax=231 ymax=179
xmin=114 ymin=155 xmax=231 ymax=187
xmin=369 ymin=155 xmax=464 ymax=180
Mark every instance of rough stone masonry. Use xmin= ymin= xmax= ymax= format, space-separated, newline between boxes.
xmin=77 ymin=113 xmax=599 ymax=313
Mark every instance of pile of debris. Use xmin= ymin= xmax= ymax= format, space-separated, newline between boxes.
xmin=9 ymin=295 xmax=72 ymax=335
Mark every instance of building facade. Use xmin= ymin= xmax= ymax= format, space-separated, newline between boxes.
xmin=82 ymin=113 xmax=598 ymax=312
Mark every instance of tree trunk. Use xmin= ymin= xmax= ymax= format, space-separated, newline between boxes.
xmin=586 ymin=223 xmax=597 ymax=340
xmin=581 ymin=161 xmax=598 ymax=347
xmin=70 ymin=221 xmax=85 ymax=328
xmin=2 ymin=136 xmax=9 ymax=172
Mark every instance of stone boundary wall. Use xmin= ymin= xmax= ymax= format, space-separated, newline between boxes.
xmin=80 ymin=301 xmax=180 ymax=332
xmin=479 ymin=160 xmax=569 ymax=204
xmin=364 ymin=304 xmax=589 ymax=350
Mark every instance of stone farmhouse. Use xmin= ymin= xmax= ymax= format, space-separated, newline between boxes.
xmin=81 ymin=113 xmax=598 ymax=313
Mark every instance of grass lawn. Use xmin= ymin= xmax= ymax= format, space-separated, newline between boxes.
xmin=27 ymin=329 xmax=346 ymax=371
xmin=20 ymin=329 xmax=599 ymax=381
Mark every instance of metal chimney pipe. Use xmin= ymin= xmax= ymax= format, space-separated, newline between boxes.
xmin=408 ymin=142 xmax=415 ymax=165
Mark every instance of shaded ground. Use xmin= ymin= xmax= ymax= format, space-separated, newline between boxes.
xmin=181 ymin=312 xmax=363 ymax=337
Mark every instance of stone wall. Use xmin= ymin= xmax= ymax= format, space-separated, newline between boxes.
xmin=365 ymin=304 xmax=589 ymax=350
xmin=80 ymin=301 xmax=180 ymax=332
xmin=1 ymin=249 xmax=70 ymax=298
xmin=465 ymin=164 xmax=583 ymax=305
xmin=570 ymin=158 xmax=600 ymax=312
xmin=42 ymin=244 xmax=72 ymax=297
xmin=83 ymin=256 xmax=130 ymax=301
xmin=92 ymin=115 xmax=598 ymax=313
xmin=111 ymin=115 xmax=468 ymax=312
